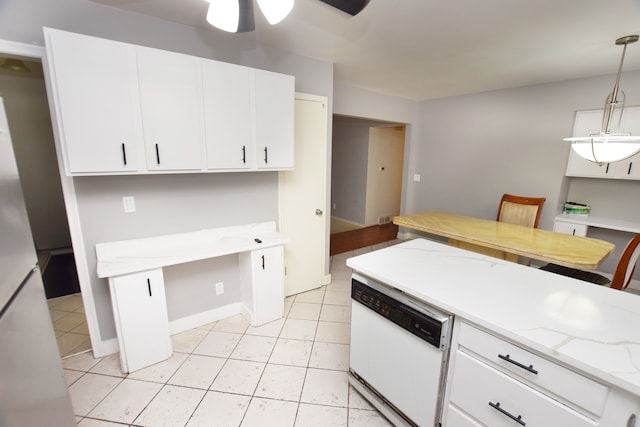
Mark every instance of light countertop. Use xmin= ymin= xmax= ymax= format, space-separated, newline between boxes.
xmin=346 ymin=238 xmax=640 ymax=396
xmin=96 ymin=222 xmax=288 ymax=278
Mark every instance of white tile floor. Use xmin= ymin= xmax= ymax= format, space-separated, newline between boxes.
xmin=48 ymin=292 xmax=92 ymax=358
xmin=61 ymin=242 xmax=400 ymax=426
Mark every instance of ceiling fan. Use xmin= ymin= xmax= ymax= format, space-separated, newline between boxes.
xmin=207 ymin=0 xmax=370 ymax=33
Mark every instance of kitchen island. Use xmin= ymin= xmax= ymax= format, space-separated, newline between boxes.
xmin=347 ymin=238 xmax=640 ymax=426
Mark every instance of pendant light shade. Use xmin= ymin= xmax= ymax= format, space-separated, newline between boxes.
xmin=205 ymin=0 xmax=240 ymax=33
xmin=256 ymin=0 xmax=294 ymax=25
xmin=564 ymin=35 xmax=640 ymax=164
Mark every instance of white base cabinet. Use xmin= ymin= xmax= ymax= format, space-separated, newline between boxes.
xmin=444 ymin=321 xmax=640 ymax=427
xmin=108 ymin=268 xmax=171 ymax=373
xmin=553 ymin=220 xmax=588 ymax=237
xmin=239 ymin=246 xmax=284 ymax=326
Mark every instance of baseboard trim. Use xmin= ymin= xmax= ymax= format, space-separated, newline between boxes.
xmin=169 ymin=303 xmax=243 ymax=335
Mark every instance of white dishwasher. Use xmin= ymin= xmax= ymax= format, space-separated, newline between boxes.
xmin=350 ymin=273 xmax=452 ymax=427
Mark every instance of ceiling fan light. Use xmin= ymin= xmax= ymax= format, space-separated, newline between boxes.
xmin=256 ymin=0 xmax=293 ymax=25
xmin=205 ymin=0 xmax=239 ymax=32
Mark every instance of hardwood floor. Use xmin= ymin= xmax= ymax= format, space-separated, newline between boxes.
xmin=330 ymin=222 xmax=399 ymax=255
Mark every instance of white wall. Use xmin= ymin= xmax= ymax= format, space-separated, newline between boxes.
xmin=0 ymin=0 xmax=334 ymax=350
xmin=414 ymin=71 xmax=640 ymax=276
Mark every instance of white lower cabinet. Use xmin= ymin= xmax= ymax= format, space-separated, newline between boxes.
xmin=449 ymin=351 xmax=597 ymax=426
xmin=239 ymin=246 xmax=284 ymax=326
xmin=108 ymin=268 xmax=171 ymax=373
xmin=443 ymin=321 xmax=640 ymax=426
xmin=553 ymin=220 xmax=589 ymax=237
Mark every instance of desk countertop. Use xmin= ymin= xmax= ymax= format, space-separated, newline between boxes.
xmin=394 ymin=211 xmax=614 ymax=269
xmin=96 ymin=222 xmax=288 ymax=278
xmin=347 ymin=238 xmax=640 ymax=397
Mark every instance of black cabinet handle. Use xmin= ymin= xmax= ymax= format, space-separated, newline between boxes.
xmin=261 ymin=255 xmax=265 ymax=270
xmin=498 ymin=353 xmax=538 ymax=375
xmin=121 ymin=143 xmax=127 ymax=165
xmin=155 ymin=144 xmax=160 ymax=164
xmin=489 ymin=402 xmax=526 ymax=426
xmin=242 ymin=145 xmax=246 ymax=164
xmin=264 ymin=147 xmax=268 ymax=164
xmin=147 ymin=278 xmax=152 ymax=297
xmin=605 ymin=163 xmax=610 ymax=173
xmin=629 ymin=162 xmax=633 ymax=175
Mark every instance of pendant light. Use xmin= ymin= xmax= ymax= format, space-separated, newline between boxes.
xmin=205 ymin=0 xmax=293 ymax=33
xmin=564 ymin=35 xmax=640 ymax=164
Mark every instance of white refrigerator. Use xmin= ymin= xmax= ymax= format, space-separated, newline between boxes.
xmin=0 ymin=97 xmax=76 ymax=426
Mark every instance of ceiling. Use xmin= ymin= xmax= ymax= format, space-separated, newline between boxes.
xmin=91 ymin=0 xmax=640 ymax=101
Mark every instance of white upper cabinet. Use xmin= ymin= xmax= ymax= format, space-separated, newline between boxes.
xmin=254 ymin=69 xmax=295 ymax=170
xmin=566 ymin=107 xmax=640 ymax=180
xmin=136 ymin=47 xmax=204 ymax=171
xmin=44 ymin=28 xmax=142 ymax=174
xmin=44 ymin=28 xmax=295 ymax=176
xmin=202 ymin=60 xmax=253 ymax=170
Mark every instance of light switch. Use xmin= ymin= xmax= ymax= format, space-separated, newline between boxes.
xmin=122 ymin=196 xmax=136 ymax=213
xmin=413 ymin=174 xmax=421 ymax=182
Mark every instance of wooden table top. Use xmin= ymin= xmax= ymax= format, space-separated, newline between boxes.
xmin=393 ymin=211 xmax=615 ymax=269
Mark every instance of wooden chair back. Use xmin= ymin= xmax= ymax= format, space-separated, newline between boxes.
xmin=496 ymin=194 xmax=546 ymax=228
xmin=611 ymin=233 xmax=640 ymax=290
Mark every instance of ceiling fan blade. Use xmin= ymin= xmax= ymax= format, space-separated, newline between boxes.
xmin=237 ymin=0 xmax=255 ymax=33
xmin=318 ymin=0 xmax=370 ymax=16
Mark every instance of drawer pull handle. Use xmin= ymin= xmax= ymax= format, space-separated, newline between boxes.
xmin=261 ymin=255 xmax=265 ymax=270
xmin=155 ymin=144 xmax=160 ymax=164
xmin=498 ymin=353 xmax=538 ymax=375
xmin=489 ymin=401 xmax=526 ymax=426
xmin=147 ymin=278 xmax=152 ymax=297
xmin=629 ymin=162 xmax=633 ymax=175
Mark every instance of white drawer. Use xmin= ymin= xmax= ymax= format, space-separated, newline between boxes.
xmin=450 ymin=351 xmax=598 ymax=427
xmin=458 ymin=322 xmax=608 ymax=416
xmin=445 ymin=404 xmax=483 ymax=427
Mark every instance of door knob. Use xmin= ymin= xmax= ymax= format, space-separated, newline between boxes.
xmin=315 ymin=209 xmax=323 ymax=216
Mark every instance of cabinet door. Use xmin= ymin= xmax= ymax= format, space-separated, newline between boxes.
xmin=553 ymin=221 xmax=588 ymax=237
xmin=254 ymin=70 xmax=295 ymax=170
xmin=202 ymin=60 xmax=253 ymax=170
xmin=253 ymin=246 xmax=284 ymax=325
xmin=612 ymin=153 xmax=640 ymax=179
xmin=241 ymin=246 xmax=284 ymax=326
xmin=109 ymin=269 xmax=171 ymax=373
xmin=45 ymin=29 xmax=140 ymax=174
xmin=137 ymin=47 xmax=203 ymax=171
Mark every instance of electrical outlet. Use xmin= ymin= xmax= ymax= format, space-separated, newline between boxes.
xmin=215 ymin=282 xmax=224 ymax=295
xmin=122 ymin=196 xmax=136 ymax=213
xmin=413 ymin=174 xmax=421 ymax=182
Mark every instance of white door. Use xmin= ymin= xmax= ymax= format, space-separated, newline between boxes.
xmin=279 ymin=93 xmax=328 ymax=296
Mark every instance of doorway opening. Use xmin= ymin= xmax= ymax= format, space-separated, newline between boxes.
xmin=330 ymin=115 xmax=406 ymax=255
xmin=0 ymin=55 xmax=89 ymax=358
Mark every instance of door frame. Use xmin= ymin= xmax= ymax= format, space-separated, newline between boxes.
xmin=0 ymin=39 xmax=106 ymax=356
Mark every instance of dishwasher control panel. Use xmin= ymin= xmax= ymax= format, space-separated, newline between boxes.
xmin=352 ymin=277 xmax=450 ymax=349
